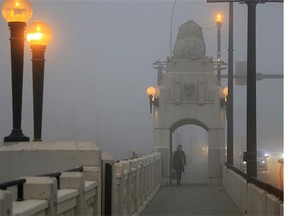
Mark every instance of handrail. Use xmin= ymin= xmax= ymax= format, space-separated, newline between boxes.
xmin=38 ymin=172 xmax=62 ymax=189
xmin=38 ymin=166 xmax=84 ymax=189
xmin=65 ymin=166 xmax=83 ymax=172
xmin=225 ymin=163 xmax=283 ymax=202
xmin=251 ymin=176 xmax=283 ymax=202
xmin=0 ymin=178 xmax=26 ymax=201
xmin=0 ymin=166 xmax=85 ymax=203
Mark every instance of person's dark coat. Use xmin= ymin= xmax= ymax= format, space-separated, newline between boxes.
xmin=173 ymin=150 xmax=186 ymax=173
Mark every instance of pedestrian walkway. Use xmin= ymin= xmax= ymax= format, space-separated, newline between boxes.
xmin=141 ymin=184 xmax=242 ymax=216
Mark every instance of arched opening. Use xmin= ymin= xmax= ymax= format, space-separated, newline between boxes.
xmin=170 ymin=119 xmax=209 ymax=185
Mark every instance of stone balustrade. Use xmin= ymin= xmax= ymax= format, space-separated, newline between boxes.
xmin=0 ymin=141 xmax=161 ymax=216
xmin=111 ymin=153 xmax=161 ymax=216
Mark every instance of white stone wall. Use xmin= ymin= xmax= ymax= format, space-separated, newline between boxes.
xmin=222 ymin=165 xmax=283 ymax=216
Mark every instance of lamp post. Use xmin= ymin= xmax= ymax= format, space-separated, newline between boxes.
xmin=215 ymin=13 xmax=223 ymax=86
xmin=147 ymin=87 xmax=156 ymax=114
xmin=220 ymin=87 xmax=228 ymax=108
xmin=2 ymin=0 xmax=33 ymax=142
xmin=146 ymin=86 xmax=159 ymax=114
xmin=26 ymin=20 xmax=52 ymax=141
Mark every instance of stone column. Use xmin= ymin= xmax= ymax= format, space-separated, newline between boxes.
xmin=208 ymin=128 xmax=225 ymax=185
xmin=153 ymin=128 xmax=171 ymax=185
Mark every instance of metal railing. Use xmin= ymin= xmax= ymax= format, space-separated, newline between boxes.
xmin=0 ymin=166 xmax=84 ymax=201
xmin=225 ymin=163 xmax=283 ymax=201
xmin=39 ymin=166 xmax=84 ymax=189
xmin=250 ymin=176 xmax=283 ymax=201
xmin=0 ymin=178 xmax=26 ymax=201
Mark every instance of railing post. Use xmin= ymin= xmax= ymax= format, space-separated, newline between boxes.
xmin=120 ymin=160 xmax=131 ymax=215
xmin=137 ymin=158 xmax=143 ymax=210
xmin=23 ymin=176 xmax=57 ymax=215
xmin=134 ymin=158 xmax=141 ymax=212
xmin=0 ymin=190 xmax=12 ymax=216
xmin=60 ymin=172 xmax=86 ymax=215
xmin=129 ymin=159 xmax=138 ymax=214
xmin=115 ymin=162 xmax=124 ymax=216
xmin=83 ymin=166 xmax=101 ymax=216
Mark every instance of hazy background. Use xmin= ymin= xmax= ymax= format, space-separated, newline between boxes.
xmin=0 ymin=0 xmax=283 ymax=160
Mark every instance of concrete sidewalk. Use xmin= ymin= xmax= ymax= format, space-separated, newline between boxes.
xmin=141 ymin=184 xmax=242 ymax=216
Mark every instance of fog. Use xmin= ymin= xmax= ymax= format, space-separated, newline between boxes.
xmin=0 ymin=0 xmax=283 ymax=160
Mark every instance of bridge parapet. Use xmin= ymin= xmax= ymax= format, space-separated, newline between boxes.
xmin=113 ymin=153 xmax=161 ymax=216
xmin=0 ymin=141 xmax=161 ymax=216
xmin=222 ymin=165 xmax=283 ymax=216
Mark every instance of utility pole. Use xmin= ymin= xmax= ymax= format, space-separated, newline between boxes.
xmin=227 ymin=2 xmax=234 ymax=166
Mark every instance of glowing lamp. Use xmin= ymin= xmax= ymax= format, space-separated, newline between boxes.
xmin=223 ymin=87 xmax=228 ymax=101
xmin=219 ymin=87 xmax=228 ymax=108
xmin=146 ymin=86 xmax=156 ymax=97
xmin=2 ymin=0 xmax=32 ymax=23
xmin=146 ymin=86 xmax=159 ymax=113
xmin=26 ymin=20 xmax=52 ymax=46
xmin=215 ymin=13 xmax=223 ymax=24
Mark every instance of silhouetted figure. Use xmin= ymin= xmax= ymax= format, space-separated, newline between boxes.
xmin=173 ymin=145 xmax=186 ymax=185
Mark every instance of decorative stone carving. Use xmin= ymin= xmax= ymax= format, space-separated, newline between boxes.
xmin=173 ymin=20 xmax=206 ymax=60
xmin=184 ymin=82 xmax=195 ymax=98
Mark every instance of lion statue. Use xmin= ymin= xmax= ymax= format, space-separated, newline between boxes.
xmin=173 ymin=20 xmax=206 ymax=60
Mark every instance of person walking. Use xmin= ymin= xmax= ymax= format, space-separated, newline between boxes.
xmin=173 ymin=145 xmax=186 ymax=185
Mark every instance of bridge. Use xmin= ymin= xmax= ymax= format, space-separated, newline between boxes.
xmin=0 ymin=2 xmax=283 ymax=216
xmin=0 ymin=141 xmax=283 ymax=215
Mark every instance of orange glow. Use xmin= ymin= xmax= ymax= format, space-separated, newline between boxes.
xmin=146 ymin=86 xmax=156 ymax=96
xmin=215 ymin=13 xmax=223 ymax=23
xmin=2 ymin=0 xmax=33 ymax=23
xmin=26 ymin=20 xmax=52 ymax=46
xmin=223 ymin=87 xmax=228 ymax=102
xmin=27 ymin=32 xmax=43 ymax=41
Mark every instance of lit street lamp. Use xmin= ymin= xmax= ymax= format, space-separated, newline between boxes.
xmin=26 ymin=20 xmax=52 ymax=141
xmin=215 ymin=13 xmax=223 ymax=86
xmin=146 ymin=86 xmax=159 ymax=114
xmin=220 ymin=87 xmax=228 ymax=108
xmin=2 ymin=0 xmax=33 ymax=142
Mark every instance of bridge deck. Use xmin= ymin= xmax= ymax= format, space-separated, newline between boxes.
xmin=141 ymin=184 xmax=241 ymax=216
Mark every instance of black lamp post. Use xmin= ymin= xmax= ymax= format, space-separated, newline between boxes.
xmin=215 ymin=14 xmax=223 ymax=86
xmin=2 ymin=0 xmax=33 ymax=142
xmin=26 ymin=20 xmax=52 ymax=141
xmin=146 ymin=86 xmax=159 ymax=114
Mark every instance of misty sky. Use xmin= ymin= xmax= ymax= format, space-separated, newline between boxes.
xmin=0 ymin=0 xmax=283 ymax=159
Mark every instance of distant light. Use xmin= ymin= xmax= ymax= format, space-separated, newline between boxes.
xmin=264 ymin=153 xmax=269 ymax=158
xmin=215 ymin=13 xmax=223 ymax=24
xmin=202 ymin=147 xmax=205 ymax=151
xmin=243 ymin=161 xmax=247 ymax=164
xmin=262 ymin=160 xmax=266 ymax=164
xmin=223 ymin=87 xmax=228 ymax=102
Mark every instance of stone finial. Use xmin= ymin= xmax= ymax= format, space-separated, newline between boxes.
xmin=173 ymin=20 xmax=206 ymax=60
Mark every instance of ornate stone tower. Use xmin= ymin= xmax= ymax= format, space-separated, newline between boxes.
xmin=153 ymin=20 xmax=226 ymax=185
